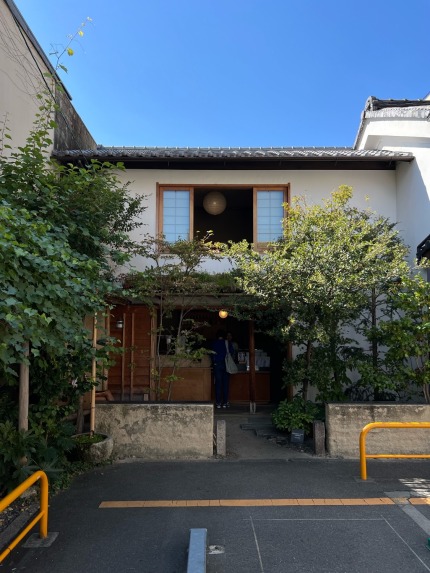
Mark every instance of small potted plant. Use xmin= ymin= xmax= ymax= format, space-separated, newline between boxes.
xmin=271 ymin=396 xmax=320 ymax=444
xmin=70 ymin=432 xmax=113 ymax=463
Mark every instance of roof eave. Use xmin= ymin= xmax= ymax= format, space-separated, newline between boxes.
xmin=52 ymin=154 xmax=413 ymax=171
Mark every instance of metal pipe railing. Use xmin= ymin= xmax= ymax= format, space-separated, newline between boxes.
xmin=359 ymin=422 xmax=430 ymax=480
xmin=0 ymin=470 xmax=48 ymax=563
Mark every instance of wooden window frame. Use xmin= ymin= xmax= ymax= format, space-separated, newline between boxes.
xmin=157 ymin=184 xmax=194 ymax=240
xmin=157 ymin=183 xmax=290 ymax=245
xmin=253 ymin=185 xmax=290 ymax=248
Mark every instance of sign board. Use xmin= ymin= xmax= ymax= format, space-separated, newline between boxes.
xmin=290 ymin=429 xmax=305 ymax=444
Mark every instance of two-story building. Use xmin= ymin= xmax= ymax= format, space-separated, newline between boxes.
xmin=53 ymin=96 xmax=430 ymax=404
xmin=2 ymin=0 xmax=429 ymax=406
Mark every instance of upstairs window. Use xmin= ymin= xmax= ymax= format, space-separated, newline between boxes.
xmin=256 ymin=190 xmax=286 ymax=243
xmin=158 ymin=184 xmax=289 ymax=245
xmin=160 ymin=188 xmax=192 ymax=242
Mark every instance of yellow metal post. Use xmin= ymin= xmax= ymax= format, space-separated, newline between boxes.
xmin=0 ymin=470 xmax=49 ymax=563
xmin=359 ymin=422 xmax=430 ymax=480
xmin=39 ymin=470 xmax=48 ymax=538
xmin=359 ymin=427 xmax=367 ymax=480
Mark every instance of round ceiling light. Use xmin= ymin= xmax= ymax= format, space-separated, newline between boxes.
xmin=218 ymin=310 xmax=228 ymax=319
xmin=203 ymin=191 xmax=226 ymax=215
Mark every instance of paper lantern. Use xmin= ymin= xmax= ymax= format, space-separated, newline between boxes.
xmin=203 ymin=191 xmax=226 ymax=215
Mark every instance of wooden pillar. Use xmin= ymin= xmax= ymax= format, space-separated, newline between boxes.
xmin=150 ymin=309 xmax=157 ymax=401
xmin=90 ymin=315 xmax=97 ymax=435
xmin=248 ymin=320 xmax=256 ymax=414
xmin=286 ymin=341 xmax=294 ymax=401
xmin=120 ymin=312 xmax=126 ymax=401
xmin=130 ymin=311 xmax=135 ymax=401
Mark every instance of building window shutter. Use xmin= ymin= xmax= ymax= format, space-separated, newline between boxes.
xmin=163 ymin=190 xmax=190 ymax=242
xmin=256 ymin=190 xmax=284 ymax=242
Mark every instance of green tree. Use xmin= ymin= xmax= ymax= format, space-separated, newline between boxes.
xmin=0 ymin=203 xmax=106 ymax=369
xmin=1 ymin=95 xmax=146 ymax=271
xmin=366 ymin=270 xmax=430 ymax=401
xmin=227 ymin=186 xmax=410 ymax=401
xmin=0 ymin=96 xmax=146 ymax=487
xmin=128 ymin=233 xmax=224 ymax=400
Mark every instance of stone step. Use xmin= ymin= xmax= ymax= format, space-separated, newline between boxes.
xmin=240 ymin=423 xmax=274 ymax=432
xmin=247 ymin=416 xmax=273 ymax=425
xmin=254 ymin=427 xmax=278 ymax=437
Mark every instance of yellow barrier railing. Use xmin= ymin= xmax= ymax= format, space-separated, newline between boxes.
xmin=359 ymin=422 xmax=430 ymax=480
xmin=0 ymin=470 xmax=48 ymax=563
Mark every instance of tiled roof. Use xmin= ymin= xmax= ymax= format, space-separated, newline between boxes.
xmin=52 ymin=147 xmax=413 ymax=172
xmin=363 ymin=97 xmax=430 ymax=121
xmin=354 ymin=96 xmax=430 ymax=148
xmin=365 ymin=96 xmax=430 ymax=112
xmin=54 ymin=146 xmax=412 ymax=161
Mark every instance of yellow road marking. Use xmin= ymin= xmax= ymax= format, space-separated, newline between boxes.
xmin=99 ymin=497 xmax=401 ymax=509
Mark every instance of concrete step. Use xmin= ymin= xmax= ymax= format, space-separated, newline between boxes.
xmin=240 ymin=422 xmax=274 ymax=432
xmin=254 ymin=427 xmax=278 ymax=437
xmin=247 ymin=416 xmax=273 ymax=425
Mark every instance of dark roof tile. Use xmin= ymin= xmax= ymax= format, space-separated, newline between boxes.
xmin=53 ymin=146 xmax=413 ymax=161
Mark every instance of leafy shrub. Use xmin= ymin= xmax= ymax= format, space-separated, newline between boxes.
xmin=0 ymin=419 xmax=75 ymax=495
xmin=272 ymin=396 xmax=320 ymax=435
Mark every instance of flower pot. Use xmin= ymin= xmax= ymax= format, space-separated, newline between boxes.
xmin=70 ymin=433 xmax=113 ymax=463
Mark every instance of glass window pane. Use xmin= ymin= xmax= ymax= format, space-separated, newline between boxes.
xmin=163 ymin=190 xmax=190 ymax=241
xmin=257 ymin=191 xmax=284 ymax=242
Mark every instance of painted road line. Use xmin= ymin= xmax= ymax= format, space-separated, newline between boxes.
xmin=99 ymin=497 xmax=396 ymax=508
xmin=401 ymin=504 xmax=430 ymax=536
xmin=410 ymin=498 xmax=430 ymax=505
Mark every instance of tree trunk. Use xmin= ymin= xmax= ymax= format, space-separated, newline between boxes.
xmin=18 ymin=342 xmax=30 ymax=432
xmin=303 ymin=341 xmax=312 ymax=401
xmin=19 ymin=342 xmax=30 ymax=466
xmin=286 ymin=341 xmax=294 ymax=401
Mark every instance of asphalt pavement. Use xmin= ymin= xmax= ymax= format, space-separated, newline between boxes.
xmin=3 ymin=407 xmax=430 ymax=573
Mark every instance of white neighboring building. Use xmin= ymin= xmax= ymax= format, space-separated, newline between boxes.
xmin=355 ymin=95 xmax=430 ymax=265
xmin=0 ymin=0 xmax=95 ymax=153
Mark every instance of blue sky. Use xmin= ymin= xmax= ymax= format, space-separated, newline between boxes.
xmin=16 ymin=0 xmax=429 ymax=148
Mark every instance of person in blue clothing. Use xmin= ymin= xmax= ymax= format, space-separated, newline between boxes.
xmin=212 ymin=329 xmax=234 ymax=409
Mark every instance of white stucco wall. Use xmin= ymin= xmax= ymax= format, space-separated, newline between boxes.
xmin=0 ymin=2 xmax=55 ymax=151
xmin=357 ymin=114 xmax=430 ymax=262
xmin=117 ymin=168 xmax=397 ymax=274
xmin=396 ymin=151 xmax=430 ymax=260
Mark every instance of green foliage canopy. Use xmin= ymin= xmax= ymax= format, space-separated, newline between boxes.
xmin=226 ymin=186 xmax=411 ymax=400
xmin=0 ymin=202 xmax=105 ymax=369
xmin=0 ymin=96 xmax=146 ymax=488
xmin=128 ymin=233 xmax=223 ymax=399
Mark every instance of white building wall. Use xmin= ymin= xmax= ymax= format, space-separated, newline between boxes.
xmin=396 ymin=149 xmax=430 ymax=259
xmin=117 ymin=168 xmax=397 ymax=273
xmin=0 ymin=2 xmax=55 ymax=151
xmin=357 ymin=114 xmax=430 ymax=262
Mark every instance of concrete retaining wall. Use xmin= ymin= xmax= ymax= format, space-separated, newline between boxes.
xmin=326 ymin=403 xmax=430 ymax=458
xmin=95 ymin=403 xmax=214 ymax=460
